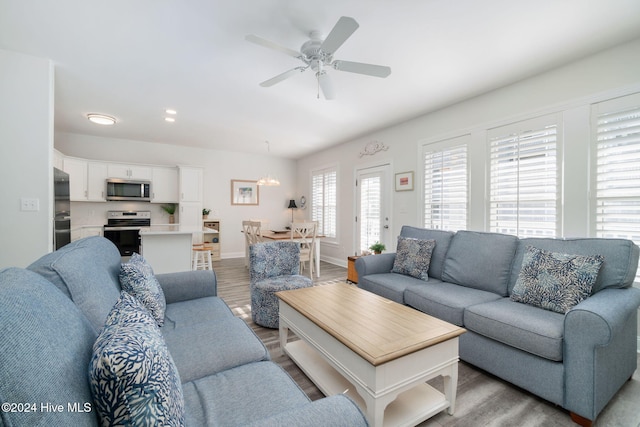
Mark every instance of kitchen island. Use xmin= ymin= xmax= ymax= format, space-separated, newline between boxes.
xmin=140 ymin=225 xmax=217 ymax=274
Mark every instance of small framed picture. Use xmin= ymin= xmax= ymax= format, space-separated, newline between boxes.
xmin=395 ymin=171 xmax=414 ymax=191
xmin=231 ymin=180 xmax=259 ymax=205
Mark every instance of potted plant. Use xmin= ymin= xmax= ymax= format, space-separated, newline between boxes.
xmin=202 ymin=208 xmax=211 ymax=219
xmin=369 ymin=241 xmax=386 ymax=254
xmin=162 ymin=204 xmax=176 ymax=224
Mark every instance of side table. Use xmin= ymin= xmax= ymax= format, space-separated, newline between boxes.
xmin=347 ymin=255 xmax=361 ymax=284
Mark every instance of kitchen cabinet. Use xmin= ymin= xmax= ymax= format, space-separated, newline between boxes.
xmin=87 ymin=162 xmax=108 ymax=201
xmin=107 ymin=164 xmax=152 ymax=180
xmin=151 ymin=167 xmax=179 ymax=203
xmin=63 ymin=157 xmax=88 ymax=201
xmin=179 ymin=166 xmax=203 ymax=203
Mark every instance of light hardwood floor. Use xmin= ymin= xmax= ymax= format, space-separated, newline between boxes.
xmin=213 ymin=257 xmax=640 ymax=427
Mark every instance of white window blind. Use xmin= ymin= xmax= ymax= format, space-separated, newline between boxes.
xmin=311 ymin=167 xmax=337 ymax=238
xmin=593 ymin=96 xmax=640 ymax=281
xmin=423 ymin=143 xmax=468 ymax=231
xmin=489 ymin=115 xmax=559 ymax=237
xmin=359 ymin=174 xmax=381 ymax=252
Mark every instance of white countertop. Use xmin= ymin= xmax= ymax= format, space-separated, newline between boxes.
xmin=140 ymin=226 xmax=217 ymax=236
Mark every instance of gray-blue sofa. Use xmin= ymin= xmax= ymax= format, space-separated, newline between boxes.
xmin=356 ymin=226 xmax=640 ymax=426
xmin=0 ymin=236 xmax=367 ymax=426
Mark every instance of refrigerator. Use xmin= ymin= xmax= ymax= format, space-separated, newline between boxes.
xmin=53 ymin=167 xmax=71 ymax=250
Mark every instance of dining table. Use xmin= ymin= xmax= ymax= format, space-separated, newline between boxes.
xmin=259 ymin=230 xmax=324 ymax=278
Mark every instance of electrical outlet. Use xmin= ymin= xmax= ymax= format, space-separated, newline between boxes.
xmin=21 ymin=197 xmax=40 ymax=211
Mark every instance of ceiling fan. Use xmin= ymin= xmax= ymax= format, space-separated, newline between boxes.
xmin=246 ymin=16 xmax=391 ymax=100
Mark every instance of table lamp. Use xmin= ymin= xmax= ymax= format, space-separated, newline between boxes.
xmin=288 ymin=199 xmax=297 ymax=223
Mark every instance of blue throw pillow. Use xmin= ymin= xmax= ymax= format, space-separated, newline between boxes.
xmin=511 ymin=246 xmax=604 ymax=314
xmin=120 ymin=253 xmax=166 ymax=326
xmin=391 ymin=236 xmax=436 ymax=281
xmin=89 ymin=291 xmax=184 ymax=426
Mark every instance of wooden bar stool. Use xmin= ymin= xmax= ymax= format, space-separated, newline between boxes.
xmin=192 ymin=243 xmax=213 ymax=270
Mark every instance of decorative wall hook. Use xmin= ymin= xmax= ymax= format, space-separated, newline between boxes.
xmin=359 ymin=140 xmax=389 ymax=157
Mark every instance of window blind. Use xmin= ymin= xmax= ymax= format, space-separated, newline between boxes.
xmin=423 ymin=144 xmax=468 ymax=231
xmin=489 ymin=116 xmax=558 ymax=237
xmin=594 ymin=103 xmax=640 ymax=278
xmin=311 ymin=167 xmax=337 ymax=238
xmin=359 ymin=174 xmax=381 ymax=252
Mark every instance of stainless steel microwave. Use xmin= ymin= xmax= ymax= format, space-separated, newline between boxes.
xmin=106 ymin=179 xmax=151 ymax=201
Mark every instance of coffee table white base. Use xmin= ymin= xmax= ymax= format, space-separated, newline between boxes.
xmin=279 ymin=302 xmax=460 ymax=427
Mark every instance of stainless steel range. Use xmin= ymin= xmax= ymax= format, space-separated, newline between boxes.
xmin=103 ymin=211 xmax=151 ymax=256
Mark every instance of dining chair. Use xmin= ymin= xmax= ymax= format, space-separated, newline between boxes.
xmin=242 ymin=220 xmax=264 ymax=267
xmin=290 ymin=221 xmax=317 ymax=279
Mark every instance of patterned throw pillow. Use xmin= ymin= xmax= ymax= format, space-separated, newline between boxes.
xmin=89 ymin=291 xmax=185 ymax=426
xmin=391 ymin=236 xmax=436 ymax=281
xmin=511 ymin=246 xmax=604 ymax=314
xmin=120 ymin=253 xmax=166 ymax=326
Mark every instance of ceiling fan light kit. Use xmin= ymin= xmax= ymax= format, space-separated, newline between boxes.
xmin=246 ymin=16 xmax=391 ymax=100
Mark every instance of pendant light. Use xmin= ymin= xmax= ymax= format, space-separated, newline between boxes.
xmin=257 ymin=141 xmax=280 ymax=186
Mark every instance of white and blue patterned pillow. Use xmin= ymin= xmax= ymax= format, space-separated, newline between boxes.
xmin=120 ymin=253 xmax=166 ymax=326
xmin=511 ymin=246 xmax=604 ymax=314
xmin=391 ymin=236 xmax=436 ymax=281
xmin=89 ymin=291 xmax=184 ymax=426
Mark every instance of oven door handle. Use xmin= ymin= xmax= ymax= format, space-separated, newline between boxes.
xmin=103 ymin=227 xmax=145 ymax=231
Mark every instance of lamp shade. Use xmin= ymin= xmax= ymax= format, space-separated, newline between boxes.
xmin=288 ymin=199 xmax=298 ymax=209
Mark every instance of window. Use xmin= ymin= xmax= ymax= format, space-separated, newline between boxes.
xmin=423 ymin=140 xmax=468 ymax=231
xmin=311 ymin=166 xmax=337 ymax=239
xmin=489 ymin=115 xmax=559 ymax=237
xmin=593 ymin=94 xmax=640 ymax=280
xmin=358 ymin=171 xmax=382 ymax=253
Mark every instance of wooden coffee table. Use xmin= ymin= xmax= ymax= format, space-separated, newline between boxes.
xmin=276 ymin=283 xmax=466 ymax=427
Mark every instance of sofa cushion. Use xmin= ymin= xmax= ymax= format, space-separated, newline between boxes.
xmin=358 ymin=272 xmax=419 ymax=304
xmin=510 ymin=246 xmax=604 ymax=314
xmin=163 ymin=295 xmax=234 ymax=328
xmin=120 ymin=253 xmax=166 ymax=326
xmin=442 ymin=230 xmax=518 ymax=296
xmin=399 ymin=226 xmax=455 ymax=280
xmin=464 ymin=298 xmax=565 ymax=361
xmin=27 ymin=236 xmax=122 ymax=332
xmin=391 ymin=236 xmax=436 ymax=281
xmin=508 ymin=237 xmax=639 ymax=294
xmin=404 ymin=279 xmax=502 ymax=326
xmin=182 ymin=361 xmax=310 ymax=426
xmin=0 ymin=268 xmax=98 ymax=427
xmin=162 ymin=316 xmax=270 ymax=383
xmin=89 ymin=291 xmax=184 ymax=426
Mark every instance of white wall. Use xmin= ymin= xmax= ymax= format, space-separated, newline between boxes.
xmin=296 ymin=37 xmax=640 ymax=267
xmin=55 ymin=133 xmax=298 ymax=258
xmin=0 ymin=49 xmax=54 ymax=268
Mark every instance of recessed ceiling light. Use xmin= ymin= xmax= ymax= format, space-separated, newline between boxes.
xmin=165 ymin=109 xmax=177 ymax=115
xmin=87 ymin=113 xmax=116 ymax=125
xmin=165 ymin=117 xmax=175 ymax=123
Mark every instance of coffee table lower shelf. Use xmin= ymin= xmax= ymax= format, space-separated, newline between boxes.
xmin=284 ymin=339 xmax=450 ymax=427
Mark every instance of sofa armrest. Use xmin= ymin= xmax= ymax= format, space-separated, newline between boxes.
xmin=564 ymin=287 xmax=640 ymax=421
xmin=155 ymin=270 xmax=217 ymax=304
xmin=245 ymin=395 xmax=368 ymax=427
xmin=355 ymin=253 xmax=395 ymax=277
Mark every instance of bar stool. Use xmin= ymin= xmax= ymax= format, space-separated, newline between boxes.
xmin=192 ymin=243 xmax=213 ymax=270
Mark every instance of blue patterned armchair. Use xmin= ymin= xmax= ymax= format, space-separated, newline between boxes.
xmin=249 ymin=241 xmax=313 ymax=328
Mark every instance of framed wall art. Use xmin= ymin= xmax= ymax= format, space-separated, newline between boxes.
xmin=395 ymin=171 xmax=414 ymax=191
xmin=231 ymin=180 xmax=259 ymax=205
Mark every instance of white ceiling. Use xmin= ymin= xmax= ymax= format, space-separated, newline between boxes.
xmin=2 ymin=0 xmax=640 ymax=159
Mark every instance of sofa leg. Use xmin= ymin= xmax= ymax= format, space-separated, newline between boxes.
xmin=570 ymin=412 xmax=593 ymax=427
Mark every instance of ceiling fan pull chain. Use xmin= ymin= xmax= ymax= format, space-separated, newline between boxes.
xmin=317 ymin=72 xmax=320 ymax=99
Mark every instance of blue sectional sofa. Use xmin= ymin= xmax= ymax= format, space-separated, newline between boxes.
xmin=356 ymin=226 xmax=640 ymax=426
xmin=0 ymin=236 xmax=367 ymax=426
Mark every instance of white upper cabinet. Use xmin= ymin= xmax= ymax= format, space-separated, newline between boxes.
xmin=63 ymin=157 xmax=88 ymax=201
xmin=87 ymin=162 xmax=108 ymax=202
xmin=107 ymin=164 xmax=152 ymax=180
xmin=151 ymin=167 xmax=179 ymax=203
xmin=179 ymin=166 xmax=203 ymax=203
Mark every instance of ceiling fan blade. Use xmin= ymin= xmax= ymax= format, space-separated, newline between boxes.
xmin=320 ymin=16 xmax=359 ymax=56
xmin=245 ymin=34 xmax=301 ymax=59
xmin=318 ymin=72 xmax=335 ymax=100
xmin=259 ymin=67 xmax=305 ymax=87
xmin=332 ymin=60 xmax=391 ymax=78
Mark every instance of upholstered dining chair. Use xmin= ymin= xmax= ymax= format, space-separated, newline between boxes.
xmin=249 ymin=241 xmax=313 ymax=328
xmin=291 ymin=221 xmax=317 ymax=279
xmin=242 ymin=220 xmax=264 ymax=267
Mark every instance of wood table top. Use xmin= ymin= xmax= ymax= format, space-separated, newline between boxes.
xmin=276 ymin=282 xmax=466 ymax=366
